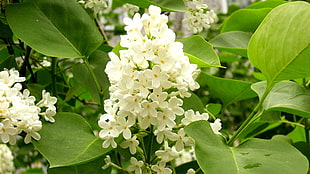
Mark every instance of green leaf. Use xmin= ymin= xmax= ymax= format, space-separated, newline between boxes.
xmin=48 ymin=156 xmax=110 ymax=174
xmin=288 ymin=126 xmax=308 ymax=143
xmin=32 ymin=112 xmax=111 ymax=168
xmin=6 ymin=0 xmax=103 ymax=58
xmin=72 ymin=50 xmax=110 ymax=104
xmin=178 ymin=35 xmax=222 ymax=68
xmin=19 ymin=169 xmax=45 ymax=174
xmin=201 ymin=72 xmax=257 ymax=107
xmin=252 ymin=81 xmax=310 ymax=118
xmin=246 ymin=0 xmax=288 ymax=9
xmin=120 ymin=0 xmax=187 ymax=12
xmin=209 ymin=31 xmax=251 ymax=57
xmin=248 ymin=2 xmax=310 ymax=85
xmin=185 ymin=120 xmax=309 ymax=174
xmin=220 ymin=8 xmax=271 ymax=33
xmin=205 ymin=103 xmax=222 ymax=116
xmin=182 ymin=93 xmax=205 ymax=113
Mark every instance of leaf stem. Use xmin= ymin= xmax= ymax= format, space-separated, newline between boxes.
xmin=227 ymin=84 xmax=273 ymax=146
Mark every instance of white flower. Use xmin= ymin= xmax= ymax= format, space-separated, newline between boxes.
xmin=183 ymin=0 xmax=218 ymax=33
xmin=117 ymin=117 xmax=134 ymax=139
xmin=84 ymin=0 xmax=108 ymax=15
xmin=140 ymin=100 xmax=158 ymax=117
xmin=186 ymin=168 xmax=196 ymax=174
xmin=0 ymin=69 xmax=25 ymax=87
xmin=23 ymin=119 xmax=42 ymax=144
xmin=122 ymin=3 xmax=140 ymax=16
xmin=168 ymin=128 xmax=192 ymax=152
xmin=156 ymin=109 xmax=176 ymax=131
xmin=99 ymin=6 xmax=202 ymax=160
xmin=151 ymin=161 xmax=172 ymax=174
xmin=0 ymin=69 xmax=57 ymax=144
xmin=120 ymin=135 xmax=139 ymax=154
xmin=154 ymin=128 xmax=176 ymax=144
xmin=102 ymin=155 xmax=112 ymax=169
xmin=181 ymin=110 xmax=209 ymax=125
xmin=155 ymin=141 xmax=178 ymax=162
xmin=0 ymin=120 xmax=18 ymax=145
xmin=127 ymin=157 xmax=143 ymax=174
xmin=102 ymin=136 xmax=117 ymax=148
xmin=210 ymin=119 xmax=222 ymax=135
xmin=0 ymin=144 xmax=15 ymax=174
xmin=99 ymin=120 xmax=120 ymax=138
xmin=144 ymin=65 xmax=171 ymax=89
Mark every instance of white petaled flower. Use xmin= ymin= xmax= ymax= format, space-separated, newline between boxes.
xmin=151 ymin=161 xmax=172 ymax=174
xmin=0 ymin=69 xmax=57 ymax=145
xmin=0 ymin=144 xmax=15 ymax=174
xmin=181 ymin=109 xmax=209 ymax=125
xmin=186 ymin=168 xmax=196 ymax=174
xmin=127 ymin=157 xmax=144 ymax=174
xmin=210 ymin=119 xmax=222 ymax=135
xmin=99 ymin=5 xmax=201 ymax=150
xmin=37 ymin=90 xmax=57 ymax=123
xmin=102 ymin=155 xmax=112 ymax=169
xmin=183 ymin=0 xmax=218 ymax=33
xmin=122 ymin=3 xmax=140 ymax=16
xmin=120 ymin=135 xmax=139 ymax=154
xmin=155 ymin=141 xmax=178 ymax=162
xmin=84 ymin=0 xmax=108 ymax=15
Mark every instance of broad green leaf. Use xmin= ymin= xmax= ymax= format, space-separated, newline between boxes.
xmin=72 ymin=50 xmax=110 ymax=104
xmin=248 ymin=2 xmax=310 ymax=85
xmin=32 ymin=112 xmax=111 ymax=168
xmin=293 ymin=142 xmax=310 ymax=166
xmin=48 ymin=156 xmax=110 ymax=174
xmin=252 ymin=81 xmax=310 ymax=118
xmin=246 ymin=0 xmax=288 ymax=9
xmin=0 ymin=20 xmax=13 ymax=42
xmin=182 ymin=93 xmax=205 ymax=113
xmin=185 ymin=120 xmax=308 ymax=174
xmin=288 ymin=126 xmax=309 ymax=143
xmin=205 ymin=103 xmax=222 ymax=116
xmin=220 ymin=8 xmax=271 ymax=33
xmin=201 ymin=72 xmax=257 ymax=107
xmin=209 ymin=31 xmax=251 ymax=57
xmin=6 ymin=0 xmax=103 ymax=58
xmin=0 ymin=48 xmax=11 ymax=65
xmin=116 ymin=0 xmax=187 ymax=12
xmin=178 ymin=35 xmax=222 ymax=68
xmin=218 ymin=51 xmax=240 ymax=63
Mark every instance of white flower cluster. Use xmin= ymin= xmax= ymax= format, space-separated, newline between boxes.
xmin=79 ymin=0 xmax=109 ymax=15
xmin=122 ymin=3 xmax=140 ymax=17
xmin=0 ymin=144 xmax=15 ymax=174
xmin=99 ymin=5 xmax=222 ymax=174
xmin=0 ymin=69 xmax=57 ymax=144
xmin=183 ymin=0 xmax=218 ymax=33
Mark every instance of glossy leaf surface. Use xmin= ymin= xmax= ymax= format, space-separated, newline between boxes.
xmin=178 ymin=35 xmax=222 ymax=68
xmin=185 ymin=120 xmax=308 ymax=174
xmin=220 ymin=8 xmax=271 ymax=33
xmin=201 ymin=72 xmax=257 ymax=107
xmin=6 ymin=0 xmax=103 ymax=58
xmin=252 ymin=81 xmax=310 ymax=118
xmin=209 ymin=31 xmax=251 ymax=57
xmin=248 ymin=2 xmax=310 ymax=85
xmin=32 ymin=112 xmax=110 ymax=168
